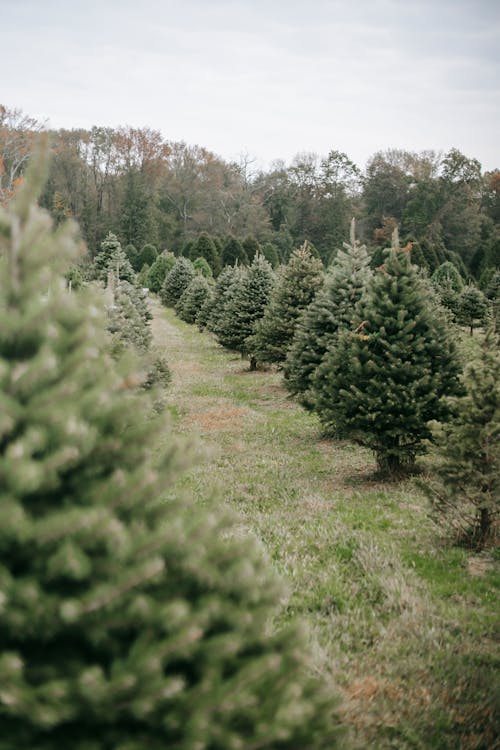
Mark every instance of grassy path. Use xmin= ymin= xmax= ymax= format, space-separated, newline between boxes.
xmin=152 ymin=301 xmax=499 ymax=750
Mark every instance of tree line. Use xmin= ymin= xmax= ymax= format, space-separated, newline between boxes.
xmin=1 ymin=103 xmax=499 ymax=287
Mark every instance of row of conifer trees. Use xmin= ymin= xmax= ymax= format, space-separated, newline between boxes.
xmin=158 ymin=222 xmax=498 ymax=547
xmin=0 ymin=147 xmax=347 ymax=747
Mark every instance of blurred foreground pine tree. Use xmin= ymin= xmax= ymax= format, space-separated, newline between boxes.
xmin=0 ymin=143 xmax=340 ymax=749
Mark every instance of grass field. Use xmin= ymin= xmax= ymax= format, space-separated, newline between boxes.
xmin=152 ymin=301 xmax=499 ymax=750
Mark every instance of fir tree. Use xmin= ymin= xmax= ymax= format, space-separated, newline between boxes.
xmin=107 ymin=279 xmax=153 ymax=355
xmin=313 ymin=232 xmax=463 ymax=475
xmin=457 ymin=283 xmax=488 ymax=336
xmin=285 ymin=220 xmax=372 ymax=409
xmin=175 ymin=275 xmax=212 ymax=324
xmin=0 ymin=145 xmax=341 ymax=750
xmin=484 ymin=269 xmax=500 ymax=330
xmin=193 ymin=233 xmax=220 ymax=275
xmin=94 ymin=232 xmax=135 ymax=284
xmin=192 ymin=256 xmax=213 ymax=278
xmin=261 ymin=241 xmax=280 ymax=268
xmin=221 ymin=236 xmax=249 ymax=267
xmin=248 ymin=244 xmax=324 ymax=367
xmin=137 ymin=243 xmax=157 ymax=270
xmin=160 ymin=256 xmax=195 ymax=307
xmin=242 ymin=235 xmax=261 ymax=263
xmin=424 ymin=330 xmax=499 ymax=547
xmin=432 ymin=261 xmax=464 ymax=293
xmin=217 ymin=255 xmax=275 ymax=368
xmin=204 ymin=265 xmax=244 ymax=334
xmin=146 ymin=251 xmax=176 ymax=293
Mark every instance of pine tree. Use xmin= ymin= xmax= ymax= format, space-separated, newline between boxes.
xmin=217 ymin=255 xmax=275 ymax=367
xmin=146 ymin=251 xmax=176 ymax=293
xmin=193 ymin=233 xmax=220 ymax=275
xmin=204 ymin=265 xmax=244 ymax=334
xmin=313 ymin=231 xmax=463 ymax=475
xmin=457 ymin=283 xmax=488 ymax=336
xmin=261 ymin=242 xmax=280 ymax=268
xmin=424 ymin=330 xmax=499 ymax=547
xmin=137 ymin=243 xmax=158 ymax=271
xmin=192 ymin=256 xmax=213 ymax=278
xmin=242 ymin=235 xmax=261 ymax=263
xmin=94 ymin=232 xmax=135 ymax=284
xmin=160 ymin=256 xmax=195 ymax=307
xmin=107 ymin=279 xmax=153 ymax=355
xmin=175 ymin=275 xmax=212 ymax=324
xmin=0 ymin=145 xmax=341 ymax=750
xmin=432 ymin=261 xmax=464 ymax=293
xmin=221 ymin=236 xmax=249 ymax=267
xmin=285 ymin=220 xmax=372 ymax=409
xmin=484 ymin=269 xmax=500 ymax=330
xmin=248 ymin=243 xmax=324 ymax=367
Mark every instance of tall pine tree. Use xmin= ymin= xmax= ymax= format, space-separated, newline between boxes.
xmin=248 ymin=243 xmax=324 ymax=367
xmin=216 ymin=255 xmax=275 ymax=368
xmin=424 ymin=329 xmax=499 ymax=547
xmin=285 ymin=220 xmax=371 ymax=409
xmin=313 ymin=230 xmax=462 ymax=474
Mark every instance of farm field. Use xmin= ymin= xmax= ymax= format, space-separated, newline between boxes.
xmin=153 ymin=300 xmax=499 ymax=750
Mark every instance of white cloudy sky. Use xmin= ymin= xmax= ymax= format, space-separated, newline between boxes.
xmin=2 ymin=0 xmax=499 ymax=170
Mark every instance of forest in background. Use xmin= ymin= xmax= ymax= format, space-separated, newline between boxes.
xmin=1 ymin=103 xmax=499 ymax=285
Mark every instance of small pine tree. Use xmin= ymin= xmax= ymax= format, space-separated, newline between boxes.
xmin=137 ymin=243 xmax=158 ymax=270
xmin=0 ymin=145 xmax=341 ymax=750
xmin=160 ymin=256 xmax=195 ymax=307
xmin=285 ymin=219 xmax=372 ymax=409
xmin=432 ymin=261 xmax=464 ymax=293
xmin=193 ymin=233 xmax=220 ymax=275
xmin=261 ymin=241 xmax=280 ymax=268
xmin=313 ymin=232 xmax=463 ymax=475
xmin=146 ymin=251 xmax=176 ymax=293
xmin=457 ymin=283 xmax=488 ymax=336
xmin=175 ymin=275 xmax=212 ymax=324
xmin=192 ymin=256 xmax=213 ymax=278
xmin=217 ymin=255 xmax=275 ymax=367
xmin=204 ymin=265 xmax=244 ymax=334
xmin=248 ymin=243 xmax=324 ymax=366
xmin=424 ymin=329 xmax=499 ymax=547
xmin=94 ymin=232 xmax=135 ymax=283
xmin=221 ymin=236 xmax=249 ymax=267
xmin=107 ymin=279 xmax=153 ymax=355
xmin=242 ymin=235 xmax=261 ymax=263
xmin=124 ymin=243 xmax=139 ymax=267
xmin=484 ymin=269 xmax=500 ymax=330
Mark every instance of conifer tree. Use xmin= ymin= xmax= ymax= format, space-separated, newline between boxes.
xmin=424 ymin=329 xmax=499 ymax=547
xmin=248 ymin=243 xmax=324 ymax=367
xmin=261 ymin=242 xmax=280 ymax=268
xmin=243 ymin=235 xmax=261 ymax=263
xmin=217 ymin=255 xmax=275 ymax=367
xmin=457 ymin=283 xmax=488 ymax=336
xmin=160 ymin=256 xmax=195 ymax=307
xmin=193 ymin=232 xmax=220 ymax=275
xmin=137 ymin=243 xmax=157 ymax=271
xmin=107 ymin=279 xmax=153 ymax=355
xmin=204 ymin=265 xmax=244 ymax=334
xmin=313 ymin=231 xmax=462 ymax=474
xmin=0 ymin=145 xmax=341 ymax=750
xmin=175 ymin=275 xmax=212 ymax=324
xmin=192 ymin=256 xmax=213 ymax=278
xmin=146 ymin=251 xmax=176 ymax=293
xmin=94 ymin=232 xmax=135 ymax=284
xmin=221 ymin=236 xmax=249 ymax=267
xmin=285 ymin=220 xmax=372 ymax=409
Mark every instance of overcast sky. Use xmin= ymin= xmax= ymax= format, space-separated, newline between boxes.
xmin=2 ymin=0 xmax=499 ymax=170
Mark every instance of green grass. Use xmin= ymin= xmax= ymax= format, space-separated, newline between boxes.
xmin=152 ymin=301 xmax=499 ymax=750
